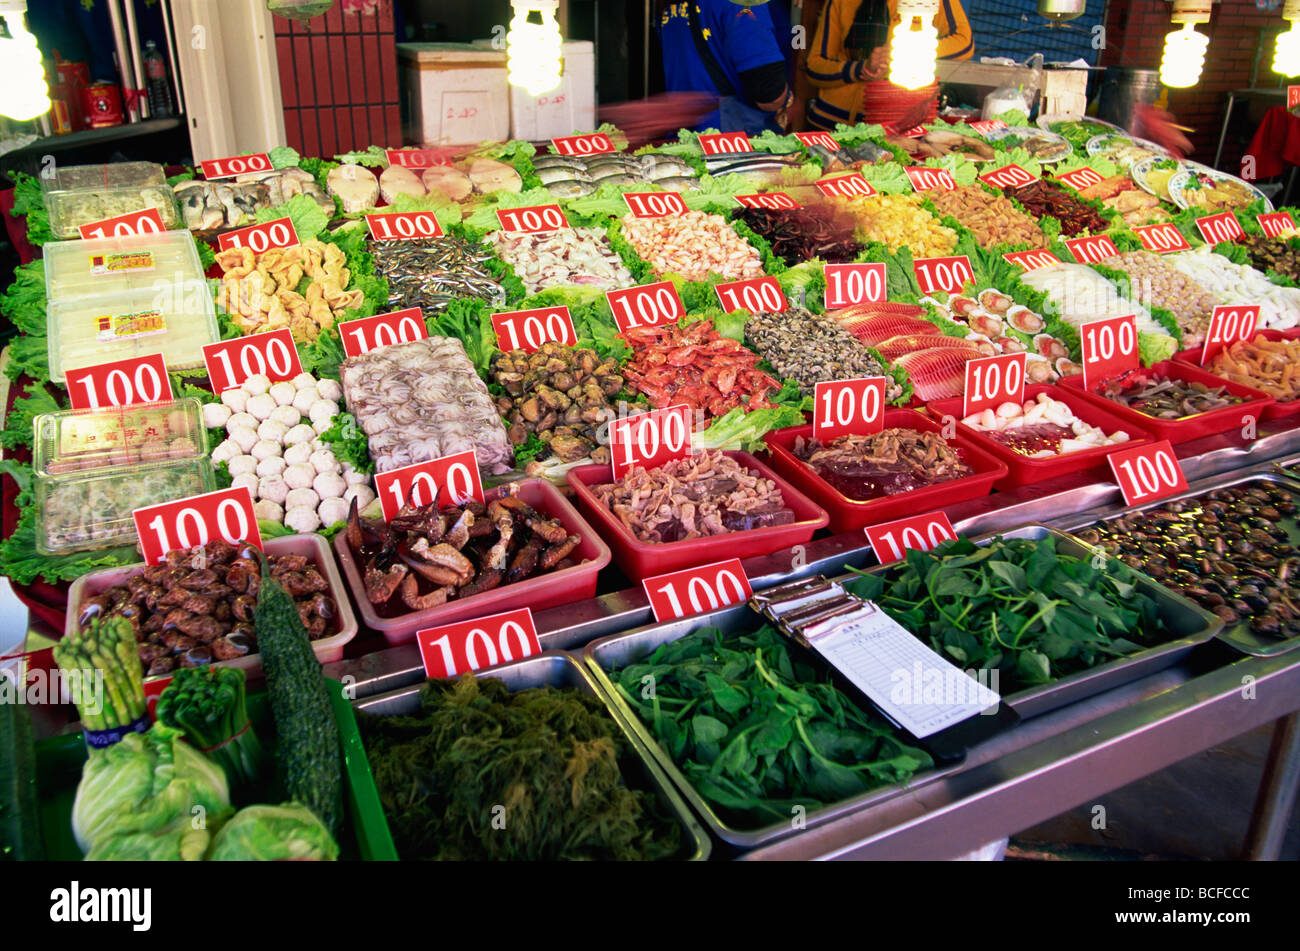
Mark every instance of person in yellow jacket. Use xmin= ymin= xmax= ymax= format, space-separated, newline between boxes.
xmin=805 ymin=0 xmax=973 ymax=133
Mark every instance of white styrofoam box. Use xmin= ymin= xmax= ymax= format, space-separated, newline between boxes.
xmin=507 ymin=40 xmax=596 ymax=142
xmin=397 ymin=43 xmax=510 ymax=146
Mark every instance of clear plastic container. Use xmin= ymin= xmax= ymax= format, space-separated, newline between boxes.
xmin=40 ymin=162 xmax=181 ymax=239
xmin=33 ymin=398 xmax=205 ymax=476
xmin=44 ymin=230 xmax=206 ymax=299
xmin=35 ymin=456 xmax=215 ymax=555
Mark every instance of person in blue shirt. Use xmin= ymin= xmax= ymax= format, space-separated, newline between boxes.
xmin=658 ymin=1 xmax=794 ymax=134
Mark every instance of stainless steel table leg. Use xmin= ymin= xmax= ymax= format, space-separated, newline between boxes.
xmin=1214 ymin=92 xmax=1236 ymax=170
xmin=1244 ymin=712 xmax=1300 ymax=860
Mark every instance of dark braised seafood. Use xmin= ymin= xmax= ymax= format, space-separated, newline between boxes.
xmin=77 ymin=540 xmax=338 ymax=676
xmin=1091 ymin=368 xmax=1247 ymax=419
xmin=792 ymin=429 xmax=974 ymax=501
xmin=346 ymin=487 xmax=582 ymax=615
xmin=1004 ymin=180 xmax=1109 ymax=237
xmin=733 ymin=205 xmax=863 ymax=265
xmin=1073 ymin=484 xmax=1300 ymax=638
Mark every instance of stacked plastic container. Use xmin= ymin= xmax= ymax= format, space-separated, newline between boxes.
xmin=40 ymin=162 xmax=181 ymax=239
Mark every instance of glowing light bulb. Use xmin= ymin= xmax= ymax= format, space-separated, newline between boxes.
xmin=0 ymin=3 xmax=49 ymax=122
xmin=507 ymin=1 xmax=563 ymax=97
xmin=1275 ymin=0 xmax=1300 ymax=76
xmin=890 ymin=0 xmax=940 ymax=90
xmin=1160 ymin=21 xmax=1208 ymax=88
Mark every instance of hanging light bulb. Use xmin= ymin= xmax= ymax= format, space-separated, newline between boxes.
xmin=1274 ymin=0 xmax=1300 ymax=77
xmin=507 ymin=1 xmax=563 ymax=97
xmin=1159 ymin=0 xmax=1212 ymax=89
xmin=890 ymin=0 xmax=940 ymax=90
xmin=0 ymin=1 xmax=49 ymax=121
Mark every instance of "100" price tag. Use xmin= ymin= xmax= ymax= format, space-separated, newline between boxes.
xmin=1131 ymin=222 xmax=1191 ymax=253
xmin=1200 ymin=304 xmax=1259 ymax=365
xmin=643 ymin=558 xmax=752 ymax=623
xmin=1055 ymin=167 xmax=1104 ymax=191
xmin=385 ymin=148 xmax=453 ymax=169
xmin=963 ymin=352 xmax=1025 ymax=417
xmin=202 ymin=328 xmax=302 ymax=392
xmin=978 ymin=163 xmax=1037 ymax=190
xmin=1195 ymin=211 xmax=1244 ymax=245
xmin=1063 ymin=234 xmax=1119 ymax=265
xmin=733 ymin=192 xmax=801 ymax=211
xmin=1003 ymin=248 xmax=1061 ymax=272
xmin=1108 ymin=439 xmax=1188 ymax=507
xmin=607 ymin=280 xmax=685 ymax=334
xmin=1081 ymin=314 xmax=1138 ymax=388
xmin=338 ymin=307 xmax=428 ymax=358
xmin=823 ymin=262 xmax=886 ymax=308
xmin=1258 ymin=211 xmax=1297 ymax=239
xmin=373 ymin=450 xmax=484 ymax=522
xmin=218 ymin=217 xmax=299 ymax=254
xmin=794 ymin=131 xmax=839 ymax=151
xmin=904 ymin=166 xmax=956 ymax=192
xmin=714 ymin=276 xmax=787 ymax=314
xmin=492 ymin=305 xmax=577 ymax=353
xmin=133 ymin=486 xmax=262 ymax=565
xmin=623 ymin=191 xmax=688 ymax=218
xmin=496 ymin=204 xmax=568 ymax=233
xmin=65 ymin=353 xmax=173 ymax=411
xmin=865 ymin=511 xmax=957 ymax=565
xmin=697 ymin=132 xmax=751 ymax=155
xmin=365 ymin=211 xmax=443 ymax=241
xmin=417 ymin=607 xmax=541 ymax=679
xmin=913 ymin=254 xmax=974 ymax=295
xmin=201 ymin=153 xmax=273 ymax=180
xmin=551 ymin=132 xmax=616 ymax=156
xmin=814 ymin=174 xmax=876 ymax=198
xmin=609 ymin=404 xmax=692 ymax=479
xmin=78 ymin=207 xmax=165 ymax=240
xmin=813 ymin=377 xmax=886 ymax=440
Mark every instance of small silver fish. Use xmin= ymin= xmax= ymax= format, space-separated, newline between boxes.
xmin=547 ymin=179 xmax=596 ymax=198
xmin=536 ymin=165 xmax=591 ymax=185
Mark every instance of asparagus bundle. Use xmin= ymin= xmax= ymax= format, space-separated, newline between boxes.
xmin=53 ymin=616 xmax=146 ymax=735
xmin=156 ymin=666 xmax=266 ymax=788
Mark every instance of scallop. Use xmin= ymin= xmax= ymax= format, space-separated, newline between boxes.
xmin=1006 ymin=305 xmax=1045 ymax=334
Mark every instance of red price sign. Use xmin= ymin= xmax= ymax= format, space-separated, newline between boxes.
xmin=865 ymin=512 xmax=957 ymax=565
xmin=65 ymin=353 xmax=173 ymax=411
xmin=824 ymin=262 xmax=887 ymax=308
xmin=1108 ymin=440 xmax=1188 ymax=507
xmin=794 ymin=131 xmax=839 ymax=151
xmin=373 ymin=450 xmax=484 ymax=523
xmin=715 ymin=275 xmax=788 ymax=314
xmin=979 ymin=163 xmax=1038 ymax=190
xmin=607 ymin=280 xmax=685 ymax=333
xmin=733 ymin=192 xmax=801 ymax=211
xmin=912 ymin=254 xmax=975 ymax=295
xmin=1063 ymin=234 xmax=1120 ymax=265
xmin=202 ymin=328 xmax=302 ymax=392
xmin=609 ymin=404 xmax=692 ymax=479
xmin=1055 ymin=167 xmax=1104 ymax=191
xmin=133 ymin=486 xmax=262 ymax=565
xmin=78 ymin=206 xmax=165 ymax=240
xmin=385 ymin=148 xmax=453 ymax=169
xmin=963 ymin=352 xmax=1026 ymax=417
xmin=623 ymin=191 xmax=688 ymax=218
xmin=365 ymin=211 xmax=443 ymax=241
xmin=813 ymin=377 xmax=887 ymax=440
xmin=1132 ymin=222 xmax=1191 ymax=253
xmin=1200 ymin=304 xmax=1260 ymax=365
xmin=1258 ymin=211 xmax=1298 ymax=239
xmin=904 ymin=166 xmax=957 ymax=192
xmin=697 ymin=131 xmax=752 ymax=155
xmin=491 ymin=305 xmax=577 ymax=353
xmin=495 ymin=204 xmax=568 ymax=234
xmin=643 ymin=558 xmax=752 ymax=623
xmin=1003 ymin=248 xmax=1062 ymax=272
xmin=1195 ymin=211 xmax=1245 ymax=245
xmin=417 ymin=607 xmax=541 ymax=679
xmin=143 ymin=676 xmax=171 ymax=718
xmin=218 ymin=217 xmax=299 ymax=254
xmin=201 ymin=152 xmax=273 ymax=180
xmin=338 ymin=307 xmax=428 ymax=358
xmin=1289 ymin=85 xmax=1300 ymax=110
xmin=551 ymin=132 xmax=616 ymax=156
xmin=1080 ymin=314 xmax=1139 ymax=388
xmin=895 ymin=125 xmax=927 ymax=137
xmin=815 ymin=173 xmax=876 ymax=198
xmin=967 ymin=119 xmax=1006 ymax=136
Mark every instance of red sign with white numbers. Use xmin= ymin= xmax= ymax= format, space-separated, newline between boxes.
xmin=385 ymin=148 xmax=453 ymax=169
xmin=1132 ymin=222 xmax=1191 ymax=253
xmin=814 ymin=173 xmax=876 ymax=198
xmin=1080 ymin=314 xmax=1139 ymax=388
xmin=643 ymin=558 xmax=752 ymax=623
xmin=78 ymin=206 xmax=165 ymax=240
xmin=865 ymin=512 xmax=957 ymax=565
xmin=417 ymin=608 xmax=541 ymax=679
xmin=144 ymin=676 xmax=171 ymax=718
xmin=201 ymin=153 xmax=273 ymax=180
xmin=1003 ymin=248 xmax=1062 ymax=272
xmin=1289 ymin=86 xmax=1300 ymax=110
xmin=365 ymin=211 xmax=444 ymax=241
xmin=963 ymin=352 xmax=1026 ymax=417
xmin=912 ymin=254 xmax=975 ymax=295
xmin=733 ymin=192 xmax=802 ymax=210
xmin=607 ymin=280 xmax=685 ymax=334
xmin=338 ymin=307 xmax=428 ymax=358
xmin=813 ymin=377 xmax=887 ymax=440
xmin=967 ymin=119 xmax=1006 ymax=136
xmin=1063 ymin=234 xmax=1119 ymax=265
xmin=65 ymin=353 xmax=173 ymax=411
xmin=714 ymin=276 xmax=788 ymax=314
xmin=623 ymin=191 xmax=688 ymax=218
xmin=895 ymin=125 xmax=927 ymax=137
xmin=1055 ymin=167 xmax=1104 ymax=191
xmin=1258 ymin=211 xmax=1298 ymax=239
xmin=1195 ymin=211 xmax=1244 ymax=245
xmin=217 ymin=217 xmax=299 ymax=254
xmin=202 ymin=329 xmax=302 ymax=393
xmin=904 ymin=166 xmax=957 ymax=191
xmin=551 ymin=132 xmax=616 ymax=156
xmin=978 ymin=163 xmax=1037 ymax=190
xmin=697 ymin=131 xmax=752 ymax=155
xmin=609 ymin=404 xmax=692 ymax=479
xmin=1199 ymin=304 xmax=1260 ymax=365
xmin=133 ymin=486 xmax=262 ymax=565
xmin=495 ymin=204 xmax=568 ymax=233
xmin=373 ymin=450 xmax=485 ymax=523
xmin=794 ymin=131 xmax=839 ymax=151
xmin=491 ymin=305 xmax=577 ymax=353
xmin=823 ymin=262 xmax=887 ymax=308
xmin=1108 ymin=440 xmax=1188 ymax=507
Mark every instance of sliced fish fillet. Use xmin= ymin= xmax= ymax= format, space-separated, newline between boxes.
xmin=831 ymin=310 xmax=938 ymax=347
xmin=875 ymin=335 xmax=988 ymax=362
xmin=894 ymin=348 xmax=980 ymax=401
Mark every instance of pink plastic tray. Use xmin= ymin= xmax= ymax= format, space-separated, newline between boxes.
xmin=334 ymin=478 xmax=611 ymax=647
xmin=761 ymin=409 xmax=1008 ymax=533
xmin=66 ymin=533 xmax=357 ymax=685
xmin=1057 ymin=361 xmax=1274 ymax=445
xmin=566 ymin=450 xmax=828 ymax=582
xmin=1172 ymin=328 xmax=1300 ymax=421
xmin=925 ymin=384 xmax=1155 ymax=489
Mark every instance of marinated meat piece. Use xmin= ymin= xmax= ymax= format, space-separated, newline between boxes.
xmin=793 ymin=429 xmax=975 ymax=501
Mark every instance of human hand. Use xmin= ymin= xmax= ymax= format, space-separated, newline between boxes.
xmin=1131 ymin=103 xmax=1193 ymax=159
xmin=869 ymin=44 xmax=890 ymax=75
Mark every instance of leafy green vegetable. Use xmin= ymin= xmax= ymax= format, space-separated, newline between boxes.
xmin=268 ymin=146 xmax=301 ymax=169
xmin=9 ymin=172 xmax=51 ymax=246
xmin=695 ymin=404 xmax=806 ymax=452
xmin=0 ymin=381 xmax=62 ymax=451
xmin=207 ymin=803 xmax=338 ymax=861
xmin=156 ymin=666 xmax=266 ymax=790
xmin=334 ymin=145 xmax=389 ymax=167
xmin=427 ymin=297 xmax=497 ymax=376
xmin=166 ymin=169 xmax=196 ymax=186
xmin=0 ymin=259 xmax=49 ymax=380
xmin=320 ymin=412 xmax=373 ymax=474
xmin=255 ymin=193 xmax=329 ymax=242
xmin=990 ymin=109 xmax=1032 ymax=127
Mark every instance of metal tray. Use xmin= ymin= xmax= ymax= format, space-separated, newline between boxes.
xmin=582 ymin=602 xmax=958 ymax=850
xmin=1058 ymin=473 xmax=1300 ymax=658
xmin=352 ymin=651 xmax=712 ymax=861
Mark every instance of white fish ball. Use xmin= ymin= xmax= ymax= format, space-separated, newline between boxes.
xmin=312 ymin=416 xmax=333 ymax=435
xmin=270 ymin=381 xmax=297 ymax=407
xmin=317 ymin=497 xmax=349 ymax=527
xmin=228 ymin=427 xmax=259 ymax=453
xmin=284 ymin=442 xmax=313 ymax=466
xmin=309 ymin=448 xmax=338 ymax=473
xmin=227 ymin=412 xmax=258 ymax=431
xmin=246 ymin=393 xmax=277 ymax=421
xmin=202 ymin=402 xmax=232 ymax=429
xmin=343 ymin=484 xmax=376 ymax=509
xmin=315 ymin=378 xmax=342 ymax=401
xmin=253 ymin=499 xmax=284 ymax=523
xmin=284 ymin=423 xmax=316 ymax=446
xmin=292 ymin=386 xmax=320 ymax=414
xmin=243 ymin=373 xmax=271 ymax=396
xmin=256 ymin=455 xmax=287 ymax=478
xmin=220 ymin=388 xmax=249 ymax=413
xmin=343 ymin=467 xmax=370 ymax=486
xmin=284 ymin=462 xmax=317 ymax=489
xmin=231 ymin=472 xmax=260 ymax=496
xmin=257 ymin=419 xmax=289 ymax=443
xmin=269 ymin=404 xmax=302 ymax=428
xmin=251 ymin=439 xmax=282 ymax=461
xmin=286 ymin=486 xmax=320 ymax=511
xmin=210 ymin=439 xmax=238 ymax=465
xmin=284 ymin=505 xmax=321 ymax=533
xmin=227 ymin=454 xmax=258 ymax=476
xmin=258 ymin=475 xmax=289 ymax=504
xmin=292 ymin=372 xmax=317 ymax=390
xmin=313 ymin=471 xmax=347 ymax=500
xmin=309 ymin=399 xmax=339 ymax=424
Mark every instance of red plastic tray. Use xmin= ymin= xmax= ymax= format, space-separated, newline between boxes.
xmin=925 ymin=384 xmax=1155 ymax=489
xmin=334 ymin=478 xmax=610 ymax=647
xmin=1057 ymin=361 xmax=1274 ymax=445
xmin=566 ymin=450 xmax=828 ymax=582
xmin=1172 ymin=329 xmax=1300 ymax=421
xmin=761 ymin=409 xmax=1009 ymax=533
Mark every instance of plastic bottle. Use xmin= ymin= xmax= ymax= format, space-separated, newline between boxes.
xmin=142 ymin=41 xmax=174 ymax=118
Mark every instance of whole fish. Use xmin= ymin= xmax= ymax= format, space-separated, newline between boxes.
xmin=642 ymin=158 xmax=695 ymax=180
xmin=546 ymin=179 xmax=597 ymax=198
xmin=532 ymin=154 xmax=587 ymax=171
xmin=652 ymin=176 xmax=697 ymax=191
xmin=586 ymin=155 xmax=642 ymax=172
xmin=589 ymin=165 xmax=643 ymax=182
xmin=536 ymin=165 xmax=591 ymax=185
xmin=588 ymin=173 xmax=640 ymax=187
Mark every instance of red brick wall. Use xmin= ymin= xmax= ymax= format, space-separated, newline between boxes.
xmin=1101 ymin=0 xmax=1284 ymax=170
xmin=274 ymin=0 xmax=402 ymax=157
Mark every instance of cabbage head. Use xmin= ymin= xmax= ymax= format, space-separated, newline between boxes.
xmin=207 ymin=803 xmax=340 ymax=861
